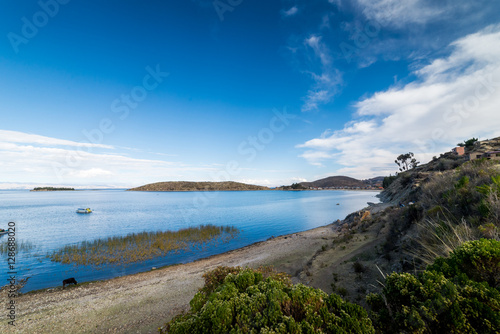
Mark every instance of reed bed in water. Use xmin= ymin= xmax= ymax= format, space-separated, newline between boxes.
xmin=48 ymin=224 xmax=239 ymax=266
xmin=0 ymin=239 xmax=37 ymax=254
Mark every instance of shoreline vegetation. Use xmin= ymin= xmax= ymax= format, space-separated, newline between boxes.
xmin=48 ymin=225 xmax=239 ymax=266
xmin=30 ymin=187 xmax=75 ymax=191
xmin=0 ymin=239 xmax=36 ymax=255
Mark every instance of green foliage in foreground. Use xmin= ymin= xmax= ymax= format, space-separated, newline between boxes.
xmin=161 ymin=266 xmax=374 ymax=333
xmin=428 ymin=238 xmax=500 ymax=288
xmin=161 ymin=240 xmax=500 ymax=333
xmin=49 ymin=225 xmax=238 ymax=266
xmin=367 ymin=239 xmax=500 ymax=333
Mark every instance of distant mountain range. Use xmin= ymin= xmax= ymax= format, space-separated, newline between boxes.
xmin=128 ymin=181 xmax=270 ymax=192
xmin=299 ymin=176 xmax=384 ymax=189
xmin=129 ymin=176 xmax=385 ymax=192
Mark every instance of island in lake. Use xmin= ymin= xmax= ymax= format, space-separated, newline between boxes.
xmin=31 ymin=187 xmax=75 ymax=191
xmin=128 ymin=181 xmax=269 ymax=192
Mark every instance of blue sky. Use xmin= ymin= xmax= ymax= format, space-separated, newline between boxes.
xmin=1 ymin=0 xmax=500 ymax=188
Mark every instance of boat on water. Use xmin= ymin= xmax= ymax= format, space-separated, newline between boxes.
xmin=0 ymin=229 xmax=7 ymax=235
xmin=76 ymin=208 xmax=92 ymax=214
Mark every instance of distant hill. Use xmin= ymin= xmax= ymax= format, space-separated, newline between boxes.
xmin=364 ymin=176 xmax=385 ymax=186
xmin=299 ymin=176 xmax=384 ymax=189
xmin=300 ymin=176 xmax=365 ymax=189
xmin=31 ymin=187 xmax=75 ymax=191
xmin=128 ymin=181 xmax=270 ymax=192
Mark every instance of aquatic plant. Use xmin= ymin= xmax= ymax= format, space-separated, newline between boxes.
xmin=0 ymin=239 xmax=37 ymax=254
xmin=48 ymin=224 xmax=238 ymax=266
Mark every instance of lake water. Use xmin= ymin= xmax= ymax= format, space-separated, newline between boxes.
xmin=0 ymin=189 xmax=379 ymax=292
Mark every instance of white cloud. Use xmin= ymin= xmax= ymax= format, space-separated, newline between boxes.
xmin=0 ymin=131 xmax=216 ymax=187
xmin=328 ymin=0 xmax=341 ymax=7
xmin=0 ymin=130 xmax=113 ymax=149
xmin=302 ymin=90 xmax=333 ymax=112
xmin=236 ymin=177 xmax=308 ymax=187
xmin=282 ymin=6 xmax=298 ymax=17
xmin=236 ymin=179 xmax=272 ymax=186
xmin=300 ymin=35 xmax=342 ymax=112
xmin=297 ymin=25 xmax=500 ymax=178
xmin=298 ymin=151 xmax=336 ymax=167
xmin=68 ymin=168 xmax=113 ymax=178
xmin=305 ymin=35 xmax=331 ymax=66
xmin=356 ymin=0 xmax=443 ymax=28
xmin=290 ymin=177 xmax=308 ymax=183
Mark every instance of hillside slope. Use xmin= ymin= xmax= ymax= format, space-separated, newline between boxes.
xmin=295 ymin=136 xmax=500 ymax=307
xmin=300 ymin=176 xmax=366 ymax=188
xmin=128 ymin=181 xmax=269 ymax=192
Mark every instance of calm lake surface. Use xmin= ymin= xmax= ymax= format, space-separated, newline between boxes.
xmin=0 ymin=189 xmax=379 ymax=292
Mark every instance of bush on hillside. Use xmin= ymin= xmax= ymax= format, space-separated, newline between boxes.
xmin=420 ymin=159 xmax=499 ymax=224
xmin=367 ymin=239 xmax=500 ymax=334
xmin=428 ymin=238 xmax=500 ymax=288
xmin=160 ymin=267 xmax=375 ymax=334
xmin=435 ymin=158 xmax=464 ymax=171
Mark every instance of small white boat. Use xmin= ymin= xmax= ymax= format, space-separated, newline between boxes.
xmin=76 ymin=208 xmax=92 ymax=214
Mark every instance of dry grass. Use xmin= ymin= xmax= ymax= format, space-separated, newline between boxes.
xmin=411 ymin=218 xmax=478 ymax=266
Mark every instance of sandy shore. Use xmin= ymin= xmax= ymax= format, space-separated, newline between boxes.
xmin=2 ymin=224 xmax=339 ymax=333
xmin=2 ymin=202 xmax=391 ymax=333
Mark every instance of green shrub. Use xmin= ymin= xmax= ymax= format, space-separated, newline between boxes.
xmin=368 ymin=239 xmax=500 ymax=333
xmin=428 ymin=238 xmax=500 ymax=288
xmin=477 ymin=175 xmax=500 ymax=196
xmin=455 ymin=175 xmax=470 ymax=189
xmin=161 ymin=267 xmax=374 ymax=333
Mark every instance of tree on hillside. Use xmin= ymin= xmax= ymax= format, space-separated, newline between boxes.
xmin=457 ymin=137 xmax=478 ymax=148
xmin=395 ymin=152 xmax=419 ymax=172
